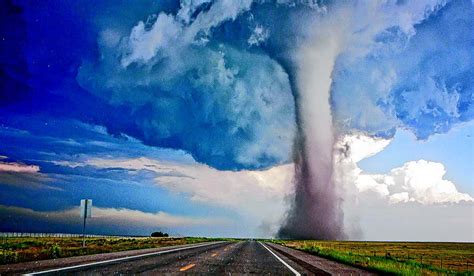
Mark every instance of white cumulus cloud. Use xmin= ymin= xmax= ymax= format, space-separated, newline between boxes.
xmin=335 ymin=134 xmax=473 ymax=205
xmin=389 ymin=160 xmax=472 ymax=204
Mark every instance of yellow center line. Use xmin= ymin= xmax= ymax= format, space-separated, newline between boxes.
xmin=211 ymin=253 xmax=218 ymax=257
xmin=179 ymin=264 xmax=196 ymax=271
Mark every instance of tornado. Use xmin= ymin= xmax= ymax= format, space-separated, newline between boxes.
xmin=278 ymin=16 xmax=347 ymax=240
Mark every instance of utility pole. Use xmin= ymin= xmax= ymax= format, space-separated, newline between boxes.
xmin=80 ymin=199 xmax=92 ymax=247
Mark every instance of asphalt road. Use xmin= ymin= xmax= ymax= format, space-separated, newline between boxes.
xmin=25 ymin=241 xmax=373 ymax=275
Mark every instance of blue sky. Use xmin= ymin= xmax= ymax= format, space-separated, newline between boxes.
xmin=359 ymin=123 xmax=474 ymax=194
xmin=0 ymin=0 xmax=473 ymax=240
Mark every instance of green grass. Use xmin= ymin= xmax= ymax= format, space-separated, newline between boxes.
xmin=0 ymin=236 xmax=229 ymax=265
xmin=269 ymin=240 xmax=474 ymax=275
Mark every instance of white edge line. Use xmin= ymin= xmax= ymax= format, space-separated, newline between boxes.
xmin=258 ymin=242 xmax=301 ymax=276
xmin=24 ymin=241 xmax=224 ymax=275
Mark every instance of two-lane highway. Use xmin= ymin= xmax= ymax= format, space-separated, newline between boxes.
xmin=27 ymin=241 xmax=302 ymax=275
xmin=21 ymin=241 xmax=373 ymax=275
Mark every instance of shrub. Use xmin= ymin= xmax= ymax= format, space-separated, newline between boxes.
xmin=49 ymin=244 xmax=61 ymax=259
xmin=151 ymin=232 xmax=169 ymax=237
xmin=0 ymin=250 xmax=19 ymax=264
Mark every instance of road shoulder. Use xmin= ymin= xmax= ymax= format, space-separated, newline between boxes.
xmin=266 ymin=242 xmax=376 ymax=275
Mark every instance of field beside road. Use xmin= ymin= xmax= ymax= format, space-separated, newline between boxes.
xmin=0 ymin=236 xmax=219 ymax=265
xmin=271 ymin=240 xmax=473 ymax=275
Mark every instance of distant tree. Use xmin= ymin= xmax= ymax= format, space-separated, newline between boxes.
xmin=151 ymin=231 xmax=169 ymax=237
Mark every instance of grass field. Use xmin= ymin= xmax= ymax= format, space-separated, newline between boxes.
xmin=271 ymin=240 xmax=474 ymax=275
xmin=0 ymin=236 xmax=219 ymax=265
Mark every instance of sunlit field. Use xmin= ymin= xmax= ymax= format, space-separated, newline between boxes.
xmin=271 ymin=240 xmax=474 ymax=275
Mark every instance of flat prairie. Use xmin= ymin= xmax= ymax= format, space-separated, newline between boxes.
xmin=271 ymin=240 xmax=474 ymax=275
xmin=0 ymin=236 xmax=216 ymax=265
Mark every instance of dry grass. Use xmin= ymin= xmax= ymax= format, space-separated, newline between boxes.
xmin=0 ymin=236 xmax=215 ymax=265
xmin=272 ymin=240 xmax=474 ymax=275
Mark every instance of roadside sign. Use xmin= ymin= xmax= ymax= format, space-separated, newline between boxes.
xmin=80 ymin=199 xmax=92 ymax=218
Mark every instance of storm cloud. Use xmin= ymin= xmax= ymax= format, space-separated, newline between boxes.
xmin=1 ymin=0 xmax=473 ymax=239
